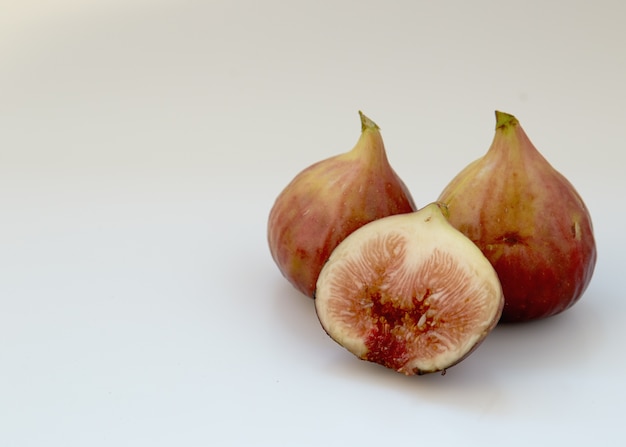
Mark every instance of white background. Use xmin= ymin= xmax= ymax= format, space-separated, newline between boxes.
xmin=1 ymin=1 xmax=624 ymax=445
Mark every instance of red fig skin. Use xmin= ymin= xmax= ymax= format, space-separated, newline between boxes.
xmin=268 ymin=112 xmax=416 ymax=297
xmin=438 ymin=111 xmax=597 ymax=322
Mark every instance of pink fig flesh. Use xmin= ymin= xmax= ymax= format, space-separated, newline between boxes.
xmin=315 ymin=203 xmax=504 ymax=375
xmin=438 ymin=111 xmax=597 ymax=322
xmin=268 ymin=112 xmax=416 ymax=297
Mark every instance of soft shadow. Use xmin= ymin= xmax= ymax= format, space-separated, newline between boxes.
xmin=269 ymin=277 xmax=324 ymax=342
xmin=318 ymin=344 xmax=510 ymax=416
xmin=312 ymin=302 xmax=599 ymax=415
xmin=267 ymin=270 xmax=600 ymax=416
xmin=485 ymin=300 xmax=598 ymax=374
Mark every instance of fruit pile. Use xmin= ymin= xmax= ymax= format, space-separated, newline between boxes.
xmin=267 ymin=111 xmax=597 ymax=376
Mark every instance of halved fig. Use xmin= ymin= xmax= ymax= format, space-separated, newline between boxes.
xmin=314 ymin=202 xmax=504 ymax=375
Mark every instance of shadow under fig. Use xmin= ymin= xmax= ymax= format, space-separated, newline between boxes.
xmin=313 ymin=298 xmax=598 ymax=415
xmin=269 ymin=277 xmax=324 ymax=342
xmin=268 ymin=273 xmax=600 ymax=417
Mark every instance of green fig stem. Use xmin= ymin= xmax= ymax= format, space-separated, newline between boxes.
xmin=420 ymin=202 xmax=450 ymax=223
xmin=435 ymin=201 xmax=450 ymax=219
xmin=495 ymin=110 xmax=519 ymax=130
xmin=359 ymin=111 xmax=380 ymax=132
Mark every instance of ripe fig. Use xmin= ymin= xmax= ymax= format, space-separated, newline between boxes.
xmin=268 ymin=112 xmax=416 ymax=297
xmin=315 ymin=203 xmax=504 ymax=376
xmin=438 ymin=111 xmax=597 ymax=323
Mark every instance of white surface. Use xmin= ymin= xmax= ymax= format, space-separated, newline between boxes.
xmin=1 ymin=1 xmax=624 ymax=446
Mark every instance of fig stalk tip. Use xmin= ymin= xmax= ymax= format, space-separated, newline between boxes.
xmin=359 ymin=111 xmax=380 ymax=132
xmin=495 ymin=110 xmax=519 ymax=130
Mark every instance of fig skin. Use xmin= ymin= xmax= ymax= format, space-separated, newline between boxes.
xmin=268 ymin=112 xmax=416 ymax=297
xmin=438 ymin=111 xmax=597 ymax=323
xmin=315 ymin=203 xmax=504 ymax=376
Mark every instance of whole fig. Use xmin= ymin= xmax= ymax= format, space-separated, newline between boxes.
xmin=438 ymin=111 xmax=596 ymax=322
xmin=268 ymin=112 xmax=416 ymax=297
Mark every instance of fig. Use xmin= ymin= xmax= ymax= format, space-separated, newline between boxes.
xmin=268 ymin=112 xmax=416 ymax=297
xmin=438 ymin=111 xmax=597 ymax=322
xmin=315 ymin=203 xmax=504 ymax=376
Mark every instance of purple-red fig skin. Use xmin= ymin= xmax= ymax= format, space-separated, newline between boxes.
xmin=268 ymin=114 xmax=416 ymax=297
xmin=438 ymin=112 xmax=597 ymax=322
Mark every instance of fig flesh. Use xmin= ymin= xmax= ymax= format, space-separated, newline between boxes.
xmin=315 ymin=203 xmax=504 ymax=376
xmin=268 ymin=112 xmax=416 ymax=297
xmin=438 ymin=111 xmax=597 ymax=322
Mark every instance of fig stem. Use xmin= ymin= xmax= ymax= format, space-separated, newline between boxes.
xmin=495 ymin=110 xmax=519 ymax=130
xmin=435 ymin=201 xmax=450 ymax=219
xmin=359 ymin=111 xmax=380 ymax=132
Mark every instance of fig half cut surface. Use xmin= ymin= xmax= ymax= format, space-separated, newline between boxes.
xmin=315 ymin=203 xmax=504 ymax=376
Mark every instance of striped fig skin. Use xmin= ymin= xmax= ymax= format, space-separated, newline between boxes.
xmin=438 ymin=111 xmax=597 ymax=322
xmin=268 ymin=112 xmax=416 ymax=297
